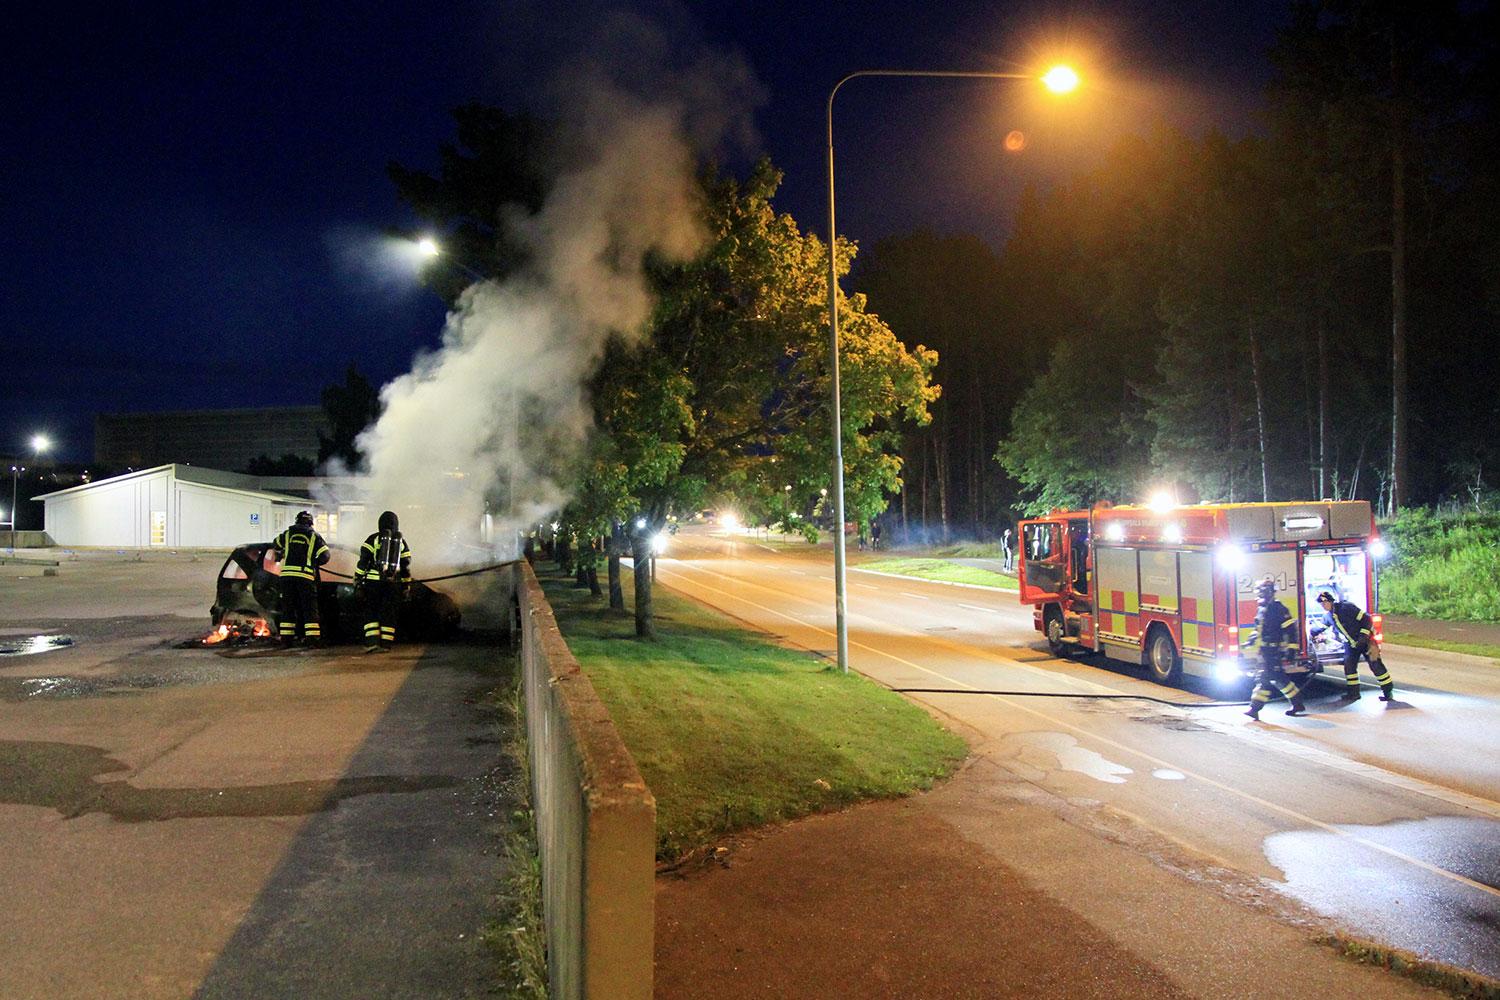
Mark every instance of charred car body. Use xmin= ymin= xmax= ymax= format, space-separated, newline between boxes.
xmin=210 ymin=541 xmax=461 ymax=643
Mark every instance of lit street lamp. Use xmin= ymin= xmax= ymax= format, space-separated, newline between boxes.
xmin=825 ymin=65 xmax=1078 ymax=674
xmin=9 ymin=434 xmax=53 ymax=550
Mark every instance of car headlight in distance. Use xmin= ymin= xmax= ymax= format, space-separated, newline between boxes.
xmin=719 ymin=511 xmax=740 ymax=530
xmin=651 ymin=533 xmax=668 ymax=554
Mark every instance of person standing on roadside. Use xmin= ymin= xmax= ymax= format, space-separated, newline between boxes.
xmin=1311 ymin=591 xmax=1395 ymax=702
xmin=356 ymin=510 xmax=412 ymax=653
xmin=1001 ymin=527 xmax=1014 ymax=573
xmin=1246 ymin=576 xmax=1307 ymax=719
xmin=270 ymin=510 xmax=330 ymax=647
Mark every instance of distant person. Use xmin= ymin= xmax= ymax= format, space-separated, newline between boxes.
xmin=1310 ymin=591 xmax=1395 ymax=702
xmin=1246 ymin=576 xmax=1307 ymax=720
xmin=871 ymin=520 xmax=882 ymax=549
xmin=357 ymin=510 xmax=412 ymax=653
xmin=1001 ymin=527 xmax=1014 ymax=573
xmin=270 ymin=510 xmax=330 ymax=647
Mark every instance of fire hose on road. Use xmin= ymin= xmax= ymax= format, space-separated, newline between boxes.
xmin=317 ymin=559 xmax=522 ymax=585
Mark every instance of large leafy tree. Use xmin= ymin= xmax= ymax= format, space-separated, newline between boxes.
xmin=595 ymin=159 xmax=937 ymax=637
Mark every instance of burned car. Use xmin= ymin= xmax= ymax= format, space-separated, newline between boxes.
xmin=210 ymin=541 xmax=461 ymax=644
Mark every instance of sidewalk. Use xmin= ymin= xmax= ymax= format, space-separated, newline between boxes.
xmin=655 ymin=758 xmax=1446 ymax=1000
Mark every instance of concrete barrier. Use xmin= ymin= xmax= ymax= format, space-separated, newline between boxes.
xmin=516 ymin=560 xmax=656 ymax=1000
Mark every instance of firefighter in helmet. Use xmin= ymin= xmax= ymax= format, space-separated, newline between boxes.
xmin=356 ymin=510 xmax=412 ymax=652
xmin=1310 ymin=590 xmax=1395 ymax=702
xmin=1246 ymin=576 xmax=1308 ymax=719
xmin=270 ymin=510 xmax=331 ymax=646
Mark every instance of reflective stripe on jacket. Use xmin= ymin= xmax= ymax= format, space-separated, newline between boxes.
xmin=1251 ymin=599 xmax=1299 ymax=654
xmin=272 ymin=528 xmax=330 ymax=580
xmin=1318 ymin=601 xmax=1374 ymax=650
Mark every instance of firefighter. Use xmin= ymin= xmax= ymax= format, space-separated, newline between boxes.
xmin=1246 ymin=576 xmax=1308 ymax=719
xmin=270 ymin=510 xmax=330 ymax=647
xmin=356 ymin=510 xmax=412 ymax=653
xmin=1311 ymin=590 xmax=1395 ymax=702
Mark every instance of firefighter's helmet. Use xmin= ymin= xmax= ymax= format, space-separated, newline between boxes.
xmin=295 ymin=510 xmax=314 ymax=528
xmin=1316 ymin=590 xmax=1337 ymax=605
xmin=378 ymin=510 xmax=399 ymax=533
xmin=1255 ymin=576 xmax=1277 ymax=601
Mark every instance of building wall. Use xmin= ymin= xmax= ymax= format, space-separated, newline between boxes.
xmin=95 ymin=407 xmax=329 ymax=472
xmin=44 ymin=469 xmax=302 ymax=548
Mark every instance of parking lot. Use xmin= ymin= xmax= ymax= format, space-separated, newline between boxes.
xmin=0 ymin=551 xmax=515 ymax=999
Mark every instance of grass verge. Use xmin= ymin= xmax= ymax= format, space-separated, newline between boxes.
xmin=1384 ymin=633 xmax=1500 ymax=661
xmin=481 ymin=669 xmax=548 ymax=998
xmin=856 ymin=556 xmax=1017 ymax=590
xmin=1316 ymin=933 xmax=1500 ymax=999
xmin=1379 ymin=510 xmax=1500 ymax=621
xmin=542 ymin=570 xmax=967 ymax=862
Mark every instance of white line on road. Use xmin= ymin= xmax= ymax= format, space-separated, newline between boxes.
xmin=959 ymin=603 xmax=1002 ymax=614
xmin=854 ymin=583 xmax=879 ymax=591
xmin=899 ymin=592 xmax=930 ymax=601
xmin=655 ymin=556 xmax=1500 ymax=903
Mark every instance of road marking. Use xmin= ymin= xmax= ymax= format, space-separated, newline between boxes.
xmin=854 ymin=583 xmax=879 ymax=591
xmin=899 ymin=592 xmax=930 ymax=601
xmin=656 ymin=556 xmax=1500 ymax=903
xmin=959 ymin=603 xmax=1001 ymax=614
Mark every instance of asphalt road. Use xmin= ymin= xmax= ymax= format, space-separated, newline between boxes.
xmin=654 ymin=527 xmax=1500 ymax=983
xmin=0 ymin=553 xmax=515 ymax=1000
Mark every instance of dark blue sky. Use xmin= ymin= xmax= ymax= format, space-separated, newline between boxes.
xmin=1 ymin=1 xmax=1289 ymax=463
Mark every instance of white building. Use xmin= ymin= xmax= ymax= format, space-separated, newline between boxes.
xmin=36 ymin=465 xmax=322 ymax=549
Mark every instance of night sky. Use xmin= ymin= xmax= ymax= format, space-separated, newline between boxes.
xmin=2 ymin=1 xmax=1289 ymax=464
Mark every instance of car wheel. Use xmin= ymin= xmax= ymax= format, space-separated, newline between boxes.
xmin=1145 ymin=627 xmax=1183 ymax=686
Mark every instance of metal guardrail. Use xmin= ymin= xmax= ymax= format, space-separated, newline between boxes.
xmin=516 ymin=560 xmax=656 ymax=1000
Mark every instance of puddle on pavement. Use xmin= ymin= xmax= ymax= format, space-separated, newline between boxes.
xmin=0 ymin=739 xmax=461 ymax=822
xmin=1013 ymin=731 xmax=1134 ymax=784
xmin=1264 ymin=815 xmax=1500 ymax=980
xmin=0 ymin=634 xmax=74 ymax=656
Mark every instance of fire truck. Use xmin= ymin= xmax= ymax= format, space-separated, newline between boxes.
xmin=1018 ymin=501 xmax=1386 ymax=686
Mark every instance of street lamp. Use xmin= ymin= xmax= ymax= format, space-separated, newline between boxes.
xmin=825 ymin=65 xmax=1078 ymax=674
xmin=10 ymin=434 xmax=52 ymax=550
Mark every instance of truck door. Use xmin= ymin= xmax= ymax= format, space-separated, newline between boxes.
xmin=1020 ymin=520 xmax=1067 ymax=603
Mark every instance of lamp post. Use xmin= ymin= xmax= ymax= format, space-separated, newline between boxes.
xmin=825 ymin=66 xmax=1078 ymax=675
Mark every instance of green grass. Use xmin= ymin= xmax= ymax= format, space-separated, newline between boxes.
xmin=1384 ymin=633 xmax=1500 ymax=661
xmin=542 ymin=571 xmax=967 ymax=862
xmin=1378 ymin=510 xmax=1500 ymax=622
xmin=856 ymin=557 xmax=1018 ymax=590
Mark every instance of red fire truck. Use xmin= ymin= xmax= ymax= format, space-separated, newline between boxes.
xmin=1018 ymin=501 xmax=1386 ymax=686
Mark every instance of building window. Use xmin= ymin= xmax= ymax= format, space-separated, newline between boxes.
xmin=150 ymin=510 xmax=166 ymax=546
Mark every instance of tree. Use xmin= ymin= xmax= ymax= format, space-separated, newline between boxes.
xmin=857 ymin=231 xmax=1012 ymax=541
xmin=590 ymin=160 xmax=937 ymax=637
xmin=387 ymin=104 xmax=550 ymax=303
xmin=318 ymin=365 xmax=382 ymax=468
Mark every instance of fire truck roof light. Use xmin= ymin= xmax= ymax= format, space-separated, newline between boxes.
xmin=1148 ymin=490 xmax=1176 ymax=512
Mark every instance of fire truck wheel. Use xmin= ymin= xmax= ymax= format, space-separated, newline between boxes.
xmin=1145 ymin=627 xmax=1183 ymax=686
xmin=1044 ymin=607 xmax=1067 ymax=655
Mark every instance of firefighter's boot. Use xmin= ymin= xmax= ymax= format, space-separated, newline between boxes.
xmin=1380 ymin=683 xmax=1395 ymax=702
xmin=1283 ymin=682 xmax=1307 ymax=717
xmin=1244 ymin=705 xmax=1261 ymax=720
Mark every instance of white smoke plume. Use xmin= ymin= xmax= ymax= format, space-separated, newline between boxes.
xmin=334 ymin=14 xmax=761 ymax=569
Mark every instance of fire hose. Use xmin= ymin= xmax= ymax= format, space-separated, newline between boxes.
xmin=317 ymin=560 xmax=522 ymax=585
xmin=886 ymin=687 xmax=1250 ymax=709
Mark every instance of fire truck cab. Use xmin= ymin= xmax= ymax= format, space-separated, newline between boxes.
xmin=1019 ymin=501 xmax=1384 ymax=686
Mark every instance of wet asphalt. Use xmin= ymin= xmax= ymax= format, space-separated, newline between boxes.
xmin=0 ymin=555 xmax=520 ymax=999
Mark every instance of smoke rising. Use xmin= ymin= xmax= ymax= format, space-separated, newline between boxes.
xmin=337 ymin=15 xmax=762 ymax=567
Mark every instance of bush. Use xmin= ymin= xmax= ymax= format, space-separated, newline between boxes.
xmin=1378 ymin=509 xmax=1500 ymax=622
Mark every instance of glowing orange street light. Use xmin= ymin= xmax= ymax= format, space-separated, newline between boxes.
xmin=825 ymin=64 xmax=1080 ymax=674
xmin=1042 ymin=64 xmax=1080 ymax=94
